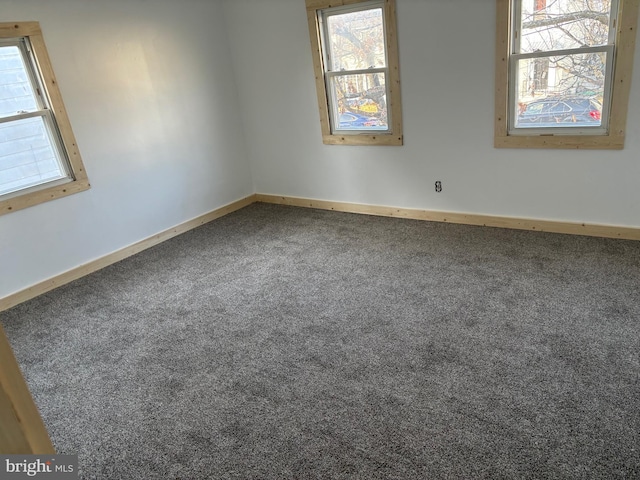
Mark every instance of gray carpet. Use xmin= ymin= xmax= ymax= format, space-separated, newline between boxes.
xmin=2 ymin=203 xmax=639 ymax=479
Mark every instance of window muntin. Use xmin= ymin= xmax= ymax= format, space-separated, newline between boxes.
xmin=320 ymin=2 xmax=390 ymax=135
xmin=508 ymin=0 xmax=619 ymax=136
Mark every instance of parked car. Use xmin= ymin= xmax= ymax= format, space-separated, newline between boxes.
xmin=338 ymin=112 xmax=384 ymax=129
xmin=517 ymin=98 xmax=602 ymax=127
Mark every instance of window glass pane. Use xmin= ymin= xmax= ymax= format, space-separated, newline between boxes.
xmin=0 ymin=116 xmax=66 ymax=195
xmin=514 ymin=52 xmax=606 ymax=128
xmin=519 ymin=0 xmax=612 ymax=53
xmin=326 ymin=7 xmax=385 ymax=71
xmin=0 ymin=45 xmax=39 ymax=118
xmin=329 ymin=73 xmax=387 ymax=131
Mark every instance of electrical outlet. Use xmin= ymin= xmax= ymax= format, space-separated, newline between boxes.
xmin=435 ymin=181 xmax=442 ymax=193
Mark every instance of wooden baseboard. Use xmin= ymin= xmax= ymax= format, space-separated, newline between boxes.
xmin=3 ymin=192 xmax=639 ymax=312
xmin=255 ymin=194 xmax=640 ymax=241
xmin=0 ymin=194 xmax=256 ymax=312
xmin=1 ymin=193 xmax=636 ymax=457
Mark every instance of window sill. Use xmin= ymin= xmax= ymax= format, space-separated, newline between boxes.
xmin=0 ymin=178 xmax=91 ymax=216
xmin=494 ymin=131 xmax=625 ymax=149
xmin=322 ymin=133 xmax=403 ymax=146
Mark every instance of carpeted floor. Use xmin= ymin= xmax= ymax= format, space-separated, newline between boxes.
xmin=2 ymin=203 xmax=640 ymax=479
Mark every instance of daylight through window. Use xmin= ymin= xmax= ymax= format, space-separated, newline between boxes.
xmin=0 ymin=22 xmax=89 ymax=215
xmin=510 ymin=0 xmax=618 ymax=135
xmin=323 ymin=5 xmax=389 ymax=133
xmin=306 ymin=0 xmax=403 ymax=146
xmin=0 ymin=39 xmax=71 ymax=196
xmin=495 ymin=0 xmax=638 ymax=148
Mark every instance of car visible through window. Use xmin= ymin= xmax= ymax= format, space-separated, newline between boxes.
xmin=517 ymin=98 xmax=601 ymax=127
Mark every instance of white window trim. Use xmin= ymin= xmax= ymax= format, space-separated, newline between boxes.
xmin=0 ymin=22 xmax=89 ymax=215
xmin=306 ymin=0 xmax=403 ymax=146
xmin=494 ymin=0 xmax=639 ymax=149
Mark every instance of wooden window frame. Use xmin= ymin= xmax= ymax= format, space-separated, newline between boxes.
xmin=494 ymin=0 xmax=639 ymax=149
xmin=306 ymin=0 xmax=403 ymax=146
xmin=0 ymin=22 xmax=89 ymax=215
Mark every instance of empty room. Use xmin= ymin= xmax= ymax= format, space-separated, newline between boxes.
xmin=1 ymin=0 xmax=639 ymax=478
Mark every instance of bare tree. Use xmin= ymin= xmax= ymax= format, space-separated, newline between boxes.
xmin=327 ymin=8 xmax=388 ymax=120
xmin=520 ymin=0 xmax=612 ymax=97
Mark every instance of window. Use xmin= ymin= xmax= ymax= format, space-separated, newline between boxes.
xmin=306 ymin=0 xmax=403 ymax=145
xmin=0 ymin=22 xmax=89 ymax=215
xmin=495 ymin=0 xmax=638 ymax=149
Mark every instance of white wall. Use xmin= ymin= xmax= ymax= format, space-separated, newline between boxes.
xmin=0 ymin=0 xmax=252 ymax=299
xmin=2 ymin=0 xmax=639 ymax=301
xmin=223 ymin=0 xmax=640 ymax=227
